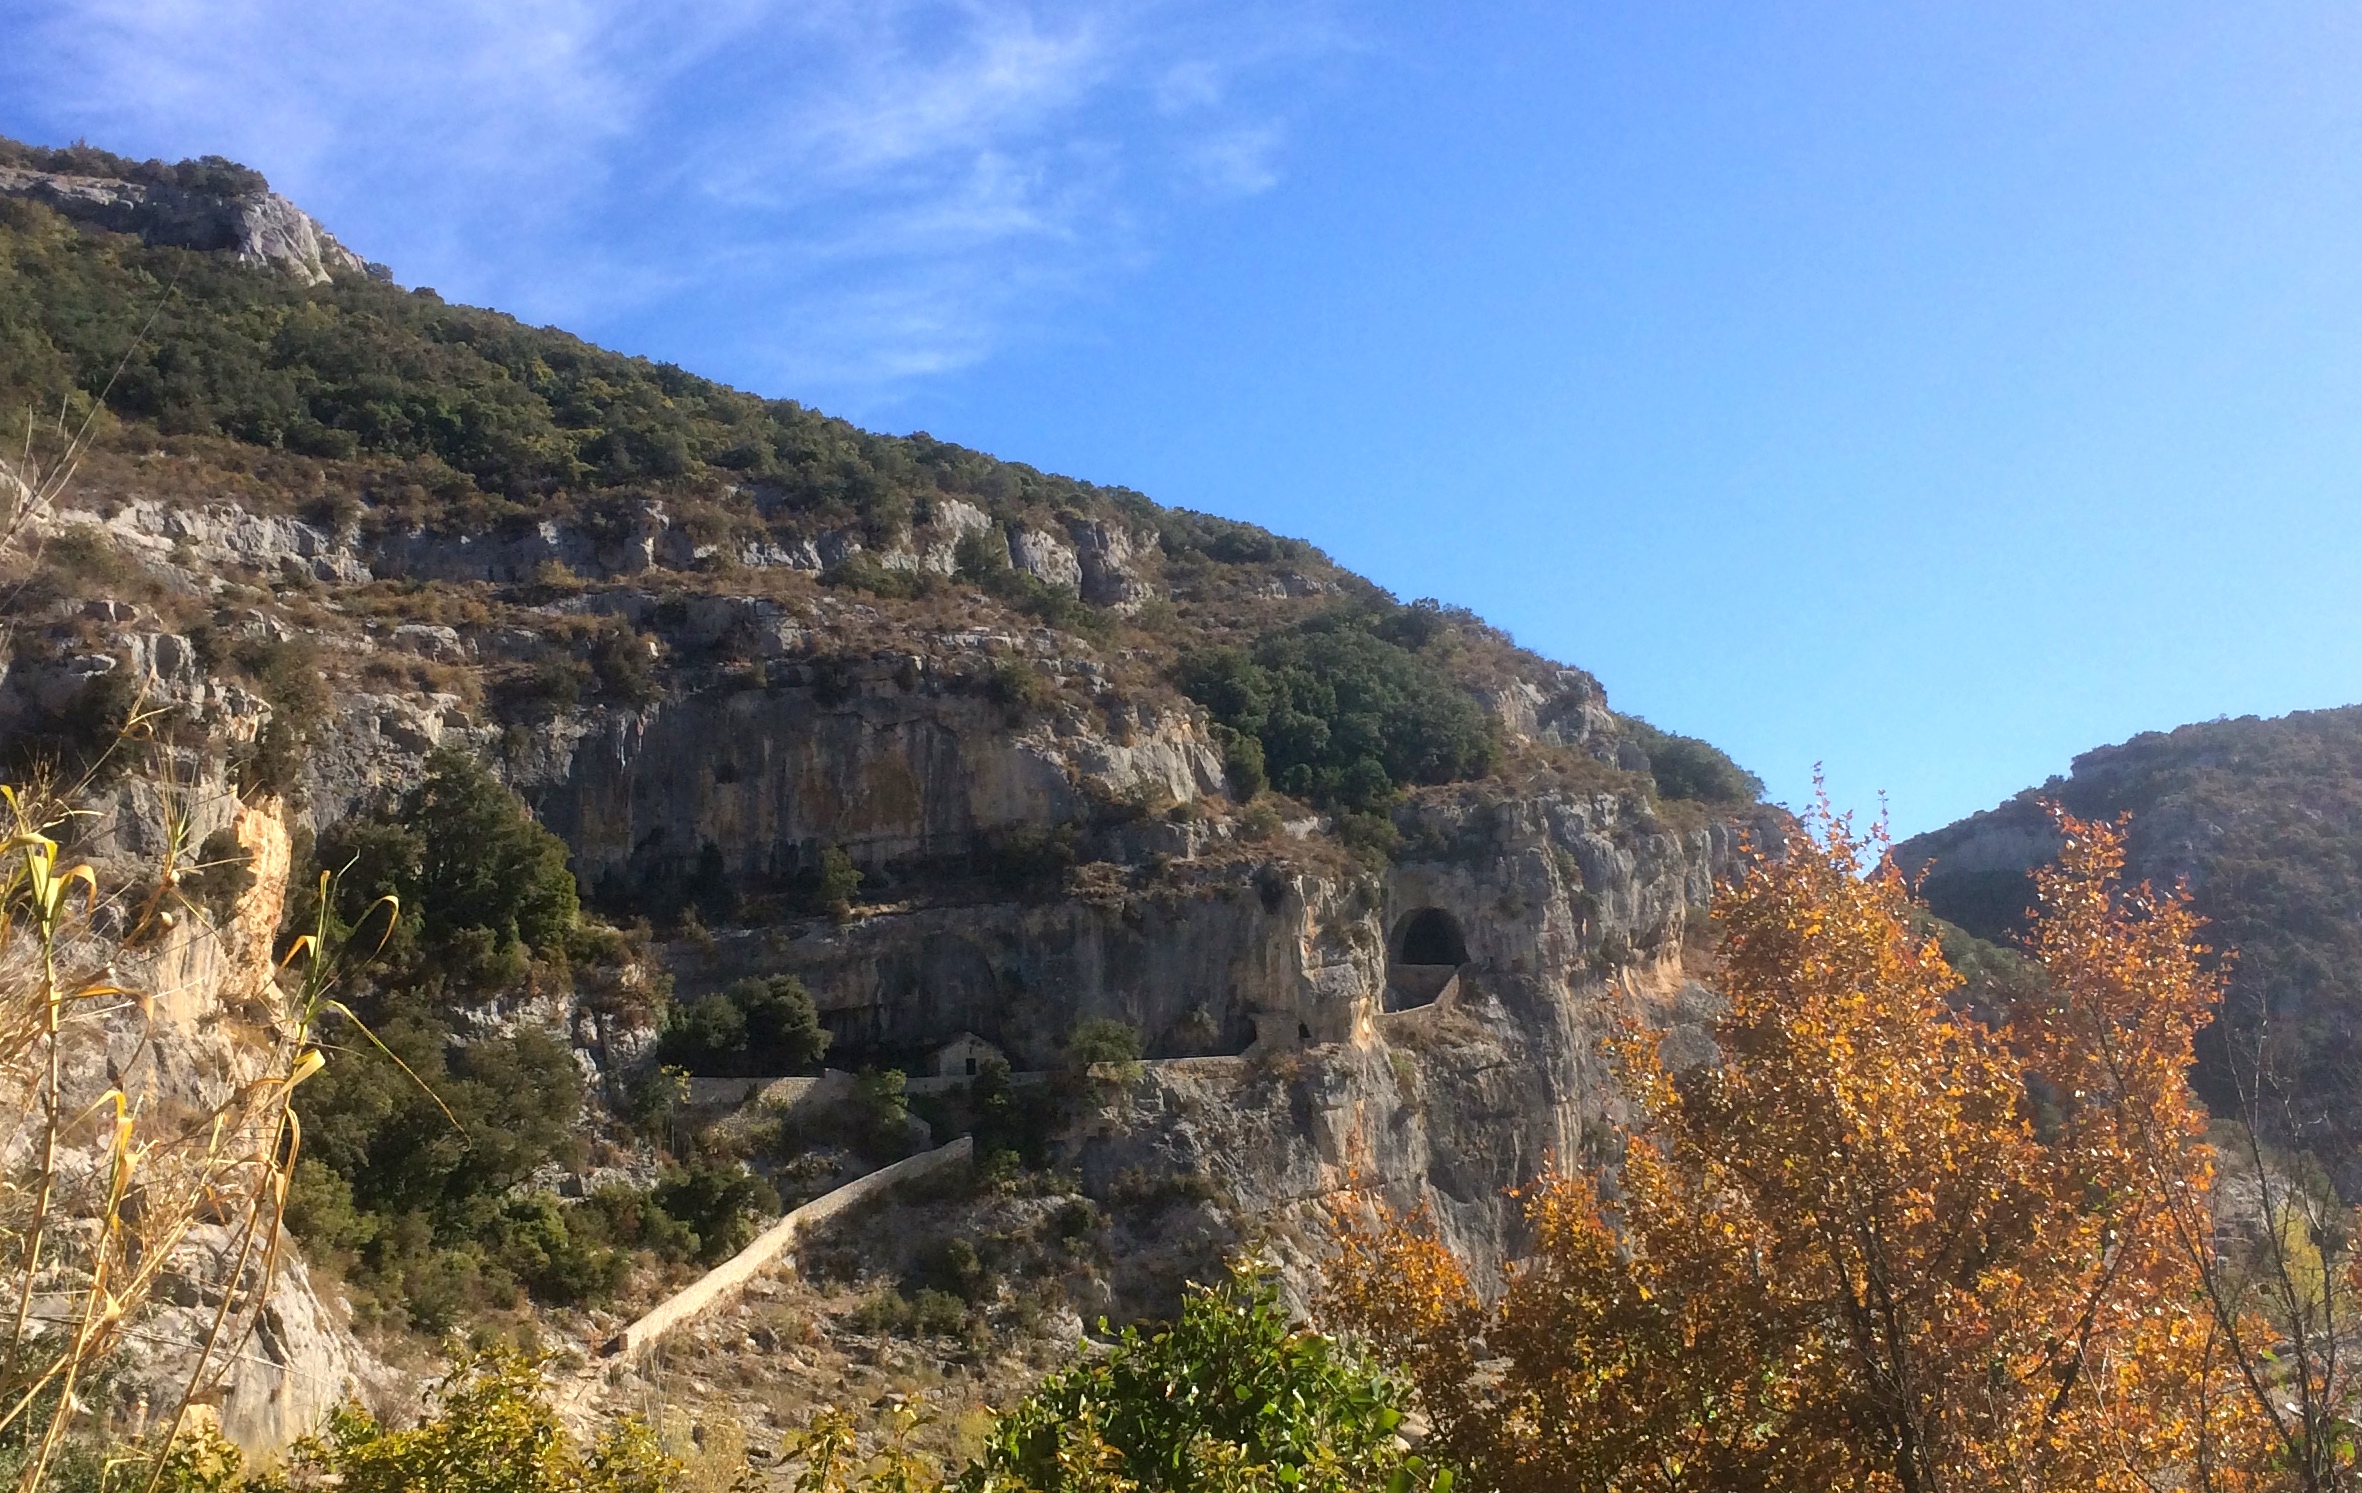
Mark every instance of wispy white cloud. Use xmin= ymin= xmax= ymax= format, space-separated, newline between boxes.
xmin=1182 ymin=125 xmax=1286 ymax=196
xmin=1 ymin=0 xmax=1354 ymax=404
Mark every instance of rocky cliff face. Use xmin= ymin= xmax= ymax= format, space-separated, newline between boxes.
xmin=23 ymin=484 xmax=1743 ymax=1286
xmin=0 ymin=165 xmax=369 ymax=285
xmin=42 ymin=794 xmax=395 ymax=1456
xmin=1067 ymin=787 xmax=1728 ymax=1290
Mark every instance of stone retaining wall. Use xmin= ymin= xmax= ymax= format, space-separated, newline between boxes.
xmin=600 ymin=1135 xmax=972 ymax=1364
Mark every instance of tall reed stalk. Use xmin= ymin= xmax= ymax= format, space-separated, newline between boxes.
xmin=0 ymin=773 xmax=357 ymax=1491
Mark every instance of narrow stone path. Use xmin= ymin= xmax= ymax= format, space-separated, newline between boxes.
xmin=588 ymin=1135 xmax=973 ymax=1372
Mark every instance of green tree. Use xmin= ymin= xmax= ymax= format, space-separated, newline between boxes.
xmin=657 ymin=974 xmax=830 ymax=1076
xmin=1177 ymin=606 xmax=1495 ymax=815
xmin=320 ymin=747 xmax=579 ymax=991
xmin=1063 ymin=1018 xmax=1143 ymax=1078
xmin=820 ymin=846 xmax=862 ymax=920
xmin=652 ymin=1158 xmax=780 ymax=1265
xmin=288 ymin=1010 xmax=603 ymax=1322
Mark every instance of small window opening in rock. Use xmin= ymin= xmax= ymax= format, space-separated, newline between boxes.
xmin=713 ymin=761 xmax=741 ymax=785
xmin=965 ymin=1057 xmax=977 ymax=1076
xmin=1298 ymin=1022 xmax=1312 ymax=1042
xmin=1397 ymin=907 xmax=1468 ymax=967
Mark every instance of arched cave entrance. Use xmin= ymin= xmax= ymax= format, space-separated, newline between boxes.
xmin=1396 ymin=908 xmax=1468 ymax=968
xmin=1386 ymin=907 xmax=1468 ymax=1012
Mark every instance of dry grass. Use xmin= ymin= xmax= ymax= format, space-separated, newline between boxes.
xmin=0 ymin=776 xmax=313 ymax=1488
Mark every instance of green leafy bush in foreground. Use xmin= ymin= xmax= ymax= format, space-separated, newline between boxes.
xmin=956 ymin=1261 xmax=1450 ymax=1493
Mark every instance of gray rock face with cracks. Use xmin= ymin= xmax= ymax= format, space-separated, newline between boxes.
xmin=0 ymin=166 xmax=368 ymax=285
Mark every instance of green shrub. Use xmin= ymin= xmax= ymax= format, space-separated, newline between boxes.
xmin=1154 ymin=509 xmax=1311 ymax=567
xmin=969 ymin=1057 xmax=1062 ymax=1170
xmin=915 ymin=1237 xmax=989 ymax=1303
xmin=823 ymin=552 xmax=931 ymax=599
xmin=851 ymin=1067 xmax=918 ymax=1162
xmin=1177 ymin=602 xmax=1496 ymax=814
xmin=953 ymin=527 xmax=1009 ymax=580
xmin=483 ymin=1191 xmax=629 ymax=1306
xmin=292 ymin=1344 xmax=674 ymax=1493
xmin=963 ymin=1260 xmax=1449 ymax=1493
xmin=579 ymin=1183 xmax=700 ymax=1264
xmin=0 ymin=139 xmax=269 ymax=198
xmin=1335 ymin=810 xmax=1402 ymax=865
xmin=955 ymin=532 xmax=1112 ymax=638
xmin=1620 ymin=717 xmax=1763 ymax=805
xmin=1212 ymin=725 xmax=1267 ymax=801
xmin=41 ymin=526 xmax=136 ymax=586
xmin=656 ymin=974 xmax=830 ymax=1077
xmin=590 ymin=627 xmax=661 ymax=706
xmin=819 ymin=845 xmax=862 ymax=918
xmin=289 ymin=1010 xmax=603 ymax=1322
xmin=910 ymin=1287 xmax=970 ymax=1336
xmin=652 ymin=1159 xmax=779 ymax=1265
xmin=317 ymin=746 xmax=580 ymax=989
xmin=1064 ymin=1017 xmax=1143 ymax=1074
xmin=983 ymin=656 xmax=1046 ymax=714
xmin=284 ymin=1157 xmax=376 ymax=1253
xmin=848 ymin=1286 xmax=970 ymax=1338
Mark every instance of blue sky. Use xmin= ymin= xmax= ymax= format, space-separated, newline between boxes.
xmin=7 ymin=0 xmax=2361 ymax=837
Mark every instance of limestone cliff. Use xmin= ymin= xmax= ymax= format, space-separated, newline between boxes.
xmin=0 ymin=164 xmax=368 ymax=286
xmin=23 ymin=489 xmax=1750 ymax=1290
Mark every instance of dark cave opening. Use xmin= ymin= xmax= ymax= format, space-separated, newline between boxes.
xmin=1396 ymin=907 xmax=1468 ymax=967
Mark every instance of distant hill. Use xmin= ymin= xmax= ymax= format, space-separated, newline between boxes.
xmin=1898 ymin=706 xmax=2362 ymax=1183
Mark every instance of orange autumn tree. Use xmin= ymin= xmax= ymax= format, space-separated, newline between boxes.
xmin=1326 ymin=804 xmax=2272 ymax=1493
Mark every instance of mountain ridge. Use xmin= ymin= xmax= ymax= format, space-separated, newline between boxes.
xmin=1899 ymin=703 xmax=2362 ymax=1185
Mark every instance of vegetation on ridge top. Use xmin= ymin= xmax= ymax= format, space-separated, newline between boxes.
xmin=0 ymin=154 xmax=1193 ymax=543
xmin=0 ymin=132 xmax=1764 ymax=824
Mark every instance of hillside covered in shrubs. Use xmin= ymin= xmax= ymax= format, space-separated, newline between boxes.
xmin=1900 ymin=705 xmax=2362 ymax=1185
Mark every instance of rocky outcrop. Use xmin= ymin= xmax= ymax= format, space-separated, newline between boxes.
xmin=1043 ymin=789 xmax=1721 ymax=1288
xmin=128 ymin=1234 xmax=386 ymax=1455
xmin=915 ymin=499 xmax=995 ymax=573
xmin=1007 ymin=526 xmax=1082 ymax=591
xmin=12 ymin=469 xmax=1758 ymax=1423
xmin=1069 ymin=519 xmax=1150 ymax=609
xmin=0 ymin=166 xmax=367 ymax=285
xmin=521 ymin=658 xmax=1225 ymax=895
xmin=36 ymin=800 xmax=397 ymax=1457
xmin=654 ymin=777 xmax=1724 ymax=1288
xmin=54 ymin=499 xmax=368 ymax=583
